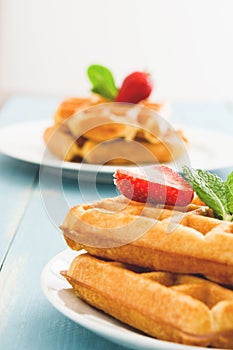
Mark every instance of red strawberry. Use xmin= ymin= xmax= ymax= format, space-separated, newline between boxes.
xmin=114 ymin=166 xmax=194 ymax=207
xmin=115 ymin=72 xmax=153 ymax=104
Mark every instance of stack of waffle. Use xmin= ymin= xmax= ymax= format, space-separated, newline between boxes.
xmin=60 ymin=195 xmax=233 ymax=348
xmin=44 ymin=97 xmax=186 ymax=165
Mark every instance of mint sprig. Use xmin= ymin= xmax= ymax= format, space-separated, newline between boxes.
xmin=226 ymin=171 xmax=233 ymax=214
xmin=87 ymin=64 xmax=118 ymax=100
xmin=182 ymin=166 xmax=233 ymax=221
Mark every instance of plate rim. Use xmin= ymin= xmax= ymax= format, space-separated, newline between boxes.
xmin=40 ymin=249 xmax=212 ymax=350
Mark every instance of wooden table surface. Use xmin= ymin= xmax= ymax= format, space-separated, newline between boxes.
xmin=0 ymin=96 xmax=232 ymax=350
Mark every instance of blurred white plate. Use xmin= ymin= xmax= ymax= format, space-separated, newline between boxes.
xmin=41 ymin=249 xmax=210 ymax=350
xmin=0 ymin=120 xmax=232 ymax=182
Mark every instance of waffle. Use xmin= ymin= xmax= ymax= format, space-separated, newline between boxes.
xmin=53 ymin=95 xmax=107 ymax=124
xmin=44 ymin=100 xmax=186 ymax=165
xmin=61 ymin=195 xmax=233 ymax=286
xmin=53 ymin=95 xmax=170 ymax=125
xmin=62 ymin=253 xmax=233 ymax=348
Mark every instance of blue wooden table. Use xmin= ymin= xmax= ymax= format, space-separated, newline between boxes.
xmin=0 ymin=96 xmax=232 ymax=350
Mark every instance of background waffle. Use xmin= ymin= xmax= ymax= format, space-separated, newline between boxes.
xmin=62 ymin=253 xmax=233 ymax=348
xmin=61 ymin=195 xmax=233 ymax=286
xmin=53 ymin=95 xmax=171 ymax=125
xmin=44 ymin=102 xmax=187 ymax=164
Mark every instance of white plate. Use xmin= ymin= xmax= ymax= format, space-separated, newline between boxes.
xmin=0 ymin=120 xmax=232 ymax=182
xmin=41 ymin=249 xmax=210 ymax=350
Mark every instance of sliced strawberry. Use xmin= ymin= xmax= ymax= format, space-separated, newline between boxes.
xmin=114 ymin=166 xmax=194 ymax=207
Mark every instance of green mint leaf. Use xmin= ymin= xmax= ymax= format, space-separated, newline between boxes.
xmin=87 ymin=64 xmax=118 ymax=100
xmin=196 ymin=169 xmax=228 ymax=212
xmin=182 ymin=166 xmax=228 ymax=220
xmin=225 ymin=170 xmax=233 ymax=214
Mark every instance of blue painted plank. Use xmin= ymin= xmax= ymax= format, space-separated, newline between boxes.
xmin=0 ymin=97 xmax=45 ymax=266
xmin=0 ymin=95 xmax=61 ymax=125
xmin=0 ymin=182 xmax=124 ymax=350
xmin=0 ymin=156 xmax=38 ymax=267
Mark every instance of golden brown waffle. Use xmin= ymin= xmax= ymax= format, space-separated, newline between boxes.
xmin=44 ymin=102 xmax=187 ymax=165
xmin=62 ymin=253 xmax=233 ymax=348
xmin=61 ymin=195 xmax=233 ymax=286
xmin=53 ymin=96 xmax=106 ymax=124
xmin=53 ymin=95 xmax=169 ymax=125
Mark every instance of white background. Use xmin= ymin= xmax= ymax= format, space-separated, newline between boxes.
xmin=0 ymin=0 xmax=233 ymax=101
